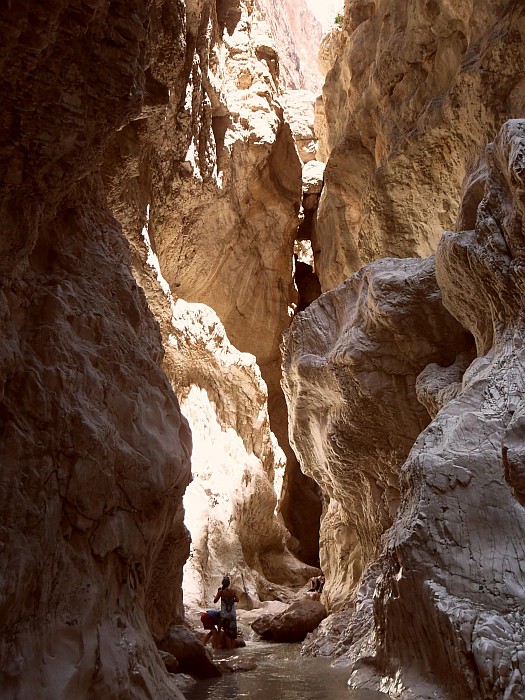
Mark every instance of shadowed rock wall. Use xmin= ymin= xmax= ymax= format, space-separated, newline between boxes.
xmin=282 ymin=257 xmax=473 ymax=610
xmin=0 ymin=1 xmax=191 ymax=697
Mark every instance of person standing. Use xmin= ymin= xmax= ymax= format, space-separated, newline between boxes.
xmin=214 ymin=576 xmax=239 ymax=650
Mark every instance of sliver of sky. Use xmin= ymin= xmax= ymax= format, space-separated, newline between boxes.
xmin=304 ymin=0 xmax=344 ymax=31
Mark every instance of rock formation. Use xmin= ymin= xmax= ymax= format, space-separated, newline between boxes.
xmin=280 ymin=89 xmax=318 ymax=164
xmin=282 ymin=256 xmax=473 ymax=610
xmin=315 ymin=0 xmax=525 ymax=291
xmin=284 ymin=118 xmax=525 ymax=698
xmin=0 ymin=1 xmax=192 ymax=698
xmin=102 ymin=0 xmax=323 ymax=584
xmin=251 ymin=597 xmax=327 ymax=642
xmin=167 ymin=299 xmax=317 ymax=607
xmin=255 ymin=0 xmax=323 ymax=91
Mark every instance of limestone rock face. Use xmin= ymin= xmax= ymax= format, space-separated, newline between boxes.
xmin=255 ymin=0 xmax=323 ymax=91
xmin=315 ymin=1 xmax=525 ymax=290
xmin=150 ymin=3 xmax=302 ymax=375
xmin=106 ymin=0 xmax=322 ymax=570
xmin=165 ymin=300 xmax=317 ymax=607
xmin=290 ymin=121 xmax=525 ymax=698
xmin=280 ymin=89 xmax=318 ymax=163
xmin=367 ymin=119 xmax=525 ymax=699
xmin=251 ymin=598 xmax=327 ymax=642
xmin=0 ymin=1 xmax=191 ymax=698
xmin=282 ymin=257 xmax=473 ymax=610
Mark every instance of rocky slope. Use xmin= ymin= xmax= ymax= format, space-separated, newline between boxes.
xmin=314 ymin=0 xmax=525 ymax=291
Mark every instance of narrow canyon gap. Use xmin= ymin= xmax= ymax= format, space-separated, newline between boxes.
xmin=2 ymin=1 xmax=525 ymax=700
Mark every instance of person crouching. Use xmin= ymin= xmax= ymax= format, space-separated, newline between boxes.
xmin=200 ymin=609 xmax=222 ymax=648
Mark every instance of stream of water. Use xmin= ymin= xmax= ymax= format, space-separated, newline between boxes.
xmin=184 ymin=640 xmax=388 ymax=700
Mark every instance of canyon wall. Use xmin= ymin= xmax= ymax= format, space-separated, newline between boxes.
xmin=255 ymin=0 xmax=323 ymax=91
xmin=0 ymin=0 xmax=321 ymax=695
xmin=0 ymin=1 xmax=191 ymax=698
xmin=284 ymin=119 xmax=525 ymax=698
xmin=314 ymin=0 xmax=525 ymax=291
xmin=281 ymin=0 xmax=525 ymax=694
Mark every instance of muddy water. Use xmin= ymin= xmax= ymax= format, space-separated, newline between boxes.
xmin=184 ymin=640 xmax=388 ymax=700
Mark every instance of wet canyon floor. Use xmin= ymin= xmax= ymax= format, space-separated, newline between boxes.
xmin=184 ymin=639 xmax=389 ymax=700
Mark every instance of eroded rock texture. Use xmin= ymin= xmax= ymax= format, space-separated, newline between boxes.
xmin=101 ymin=0 xmax=321 ymax=585
xmin=0 ymin=1 xmax=191 ymax=698
xmin=255 ymin=0 xmax=323 ymax=91
xmin=282 ymin=257 xmax=472 ymax=610
xmin=315 ymin=0 xmax=525 ymax=291
xmin=166 ymin=300 xmax=317 ymax=607
xmin=287 ymin=120 xmax=525 ymax=698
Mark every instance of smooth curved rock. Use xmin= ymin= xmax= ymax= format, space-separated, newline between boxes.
xmin=251 ymin=598 xmax=327 ymax=642
xmin=282 ymin=256 xmax=472 ymax=609
xmin=300 ymin=120 xmax=525 ymax=699
xmin=315 ymin=1 xmax=525 ymax=290
xmin=157 ymin=625 xmax=221 ymax=679
xmin=0 ymin=2 xmax=191 ymax=698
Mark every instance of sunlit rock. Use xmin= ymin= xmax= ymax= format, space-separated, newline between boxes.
xmin=254 ymin=0 xmax=323 ymax=91
xmin=297 ymin=120 xmax=525 ymax=699
xmin=282 ymin=256 xmax=472 ymax=609
xmin=166 ymin=299 xmax=317 ymax=608
xmin=315 ymin=1 xmax=525 ymax=290
xmin=102 ymin=0 xmax=319 ymax=572
xmin=280 ymin=89 xmax=318 ymax=163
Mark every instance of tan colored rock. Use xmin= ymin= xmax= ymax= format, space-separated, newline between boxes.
xmin=315 ymin=1 xmax=525 ymax=290
xmin=255 ymin=0 xmax=323 ymax=91
xmin=295 ymin=120 xmax=525 ymax=698
xmin=280 ymin=89 xmax=318 ymax=163
xmin=101 ymin=0 xmax=322 ymax=571
xmin=163 ymin=299 xmax=317 ymax=607
xmin=282 ymin=256 xmax=472 ymax=609
xmin=251 ymin=598 xmax=327 ymax=642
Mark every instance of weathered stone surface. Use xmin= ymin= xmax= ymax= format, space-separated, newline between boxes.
xmin=251 ymin=598 xmax=327 ymax=642
xmin=280 ymin=89 xmax=317 ymax=163
xmin=302 ymin=159 xmax=325 ymax=194
xmin=158 ymin=625 xmax=221 ymax=679
xmin=164 ymin=300 xmax=317 ymax=607
xmin=0 ymin=1 xmax=191 ymax=698
xmin=255 ymin=0 xmax=323 ymax=91
xmin=315 ymin=1 xmax=525 ymax=290
xmin=297 ymin=121 xmax=525 ymax=698
xmin=102 ymin=0 xmax=320 ymax=583
xmin=282 ymin=256 xmax=472 ymax=609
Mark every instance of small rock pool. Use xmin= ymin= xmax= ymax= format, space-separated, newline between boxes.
xmin=183 ymin=640 xmax=388 ymax=700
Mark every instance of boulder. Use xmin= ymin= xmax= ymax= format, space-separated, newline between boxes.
xmin=251 ymin=598 xmax=327 ymax=642
xmin=158 ymin=625 xmax=221 ymax=679
xmin=158 ymin=650 xmax=179 ymax=674
xmin=216 ymin=658 xmax=257 ymax=673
